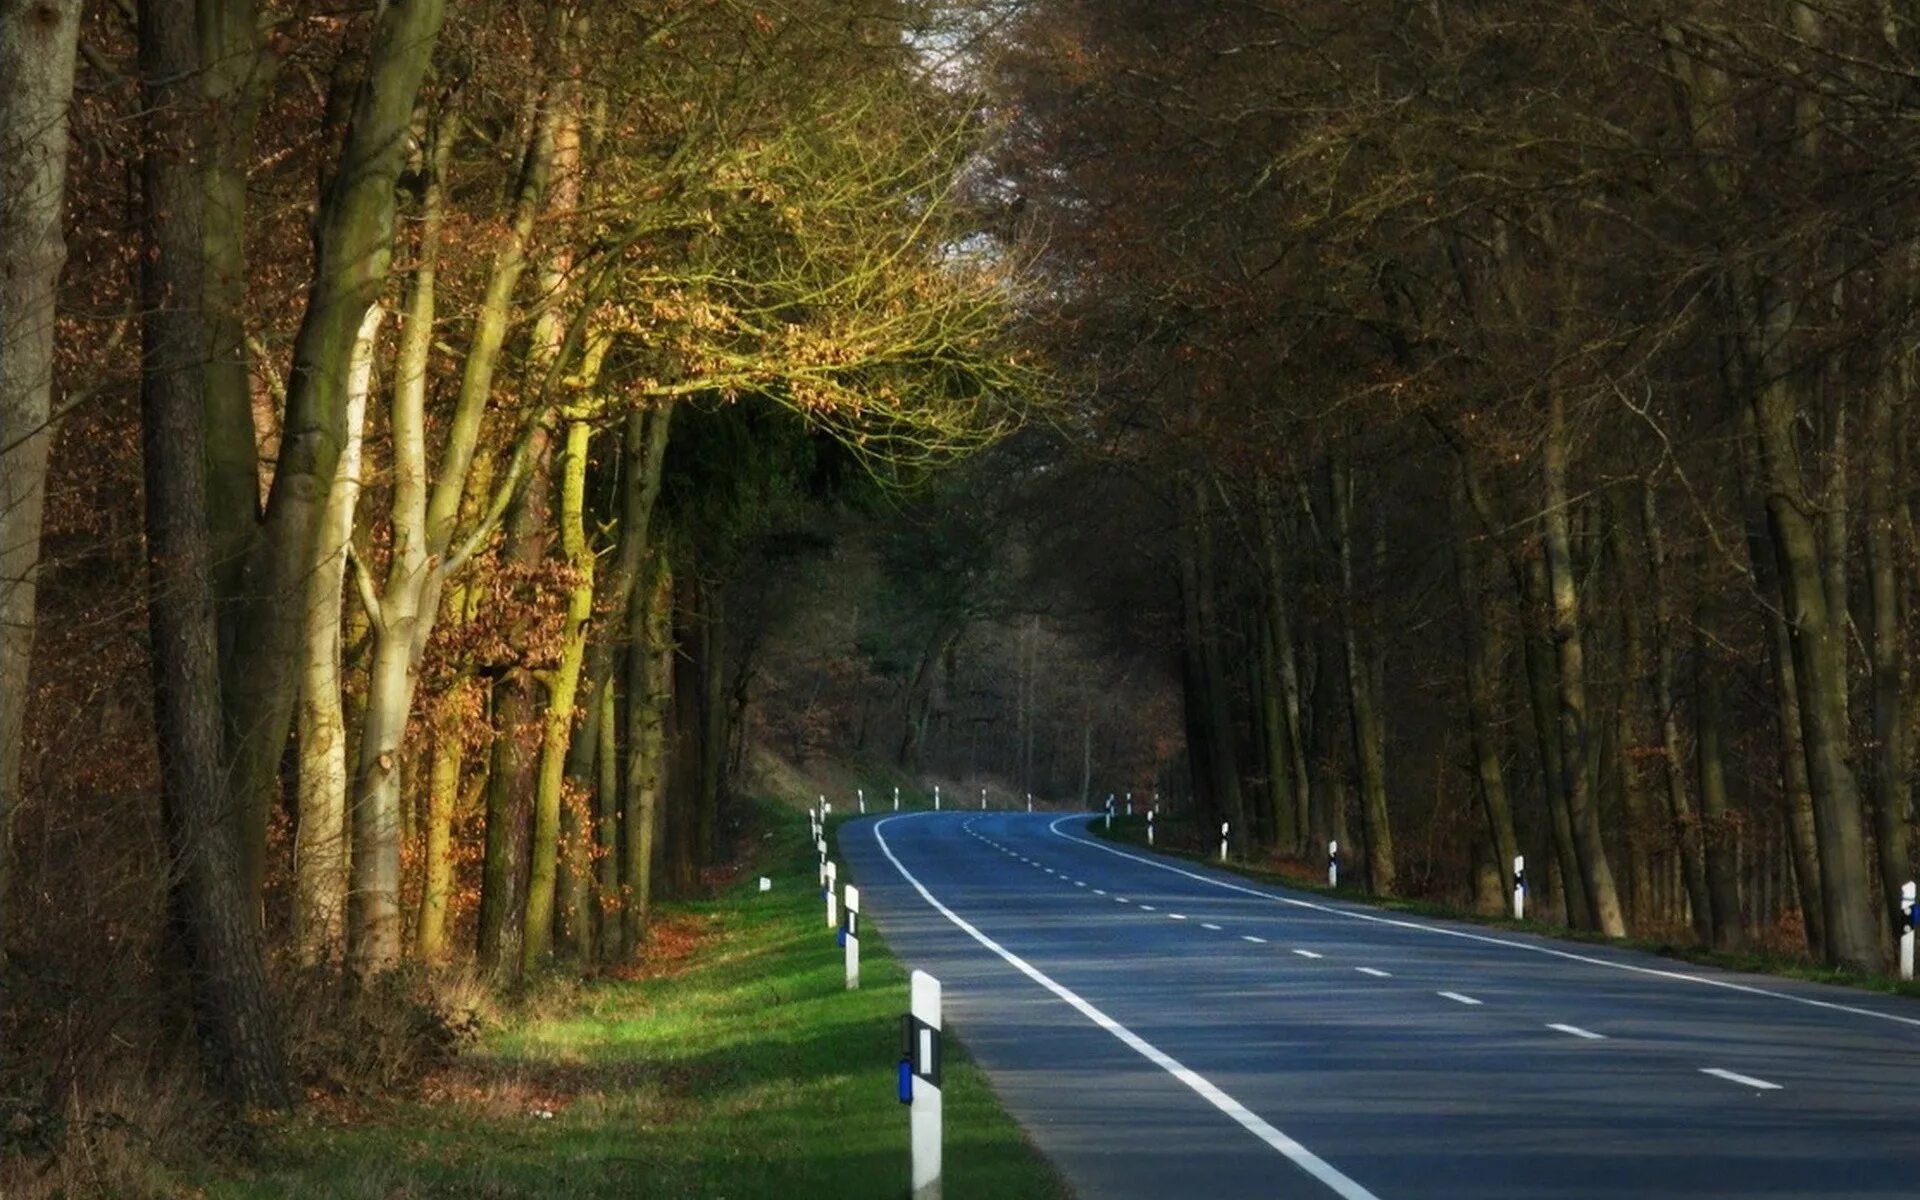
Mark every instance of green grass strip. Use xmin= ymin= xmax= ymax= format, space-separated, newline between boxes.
xmin=197 ymin=799 xmax=1070 ymax=1199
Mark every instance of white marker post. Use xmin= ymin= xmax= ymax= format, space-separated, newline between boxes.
xmin=894 ymin=786 xmax=901 ymax=812
xmin=858 ymin=788 xmax=865 ymax=815
xmin=758 ymin=876 xmax=771 ymax=893
xmin=1026 ymin=793 xmax=1033 ymax=813
xmin=980 ymin=787 xmax=987 ymax=811
xmin=1126 ymin=792 xmax=1133 ymax=817
xmin=1902 ymin=881 xmax=1916 ymax=982
xmin=817 ymin=837 xmax=828 ymax=889
xmin=1147 ymin=810 xmax=1155 ymax=847
xmin=934 ymin=785 xmax=941 ymax=811
xmin=842 ymin=884 xmax=861 ymax=989
xmin=903 ymin=970 xmax=943 ymax=1200
xmin=1512 ymin=855 xmax=1527 ymax=921
xmin=824 ymin=800 xmax=832 ymax=819
xmin=1328 ymin=840 xmax=1339 ymax=888
xmin=1219 ymin=821 xmax=1229 ymax=862
xmin=825 ymin=860 xmax=839 ymax=930
xmin=1105 ymin=795 xmax=1114 ymax=831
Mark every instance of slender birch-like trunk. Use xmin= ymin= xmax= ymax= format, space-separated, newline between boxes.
xmin=295 ymin=304 xmax=382 ymax=963
xmin=0 ymin=0 xmax=82 ymax=947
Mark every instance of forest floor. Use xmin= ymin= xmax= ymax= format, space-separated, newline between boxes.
xmin=1094 ymin=812 xmax=1920 ymax=1001
xmin=188 ymin=797 xmax=1067 ymax=1199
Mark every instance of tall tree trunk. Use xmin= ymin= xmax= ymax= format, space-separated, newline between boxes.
xmin=1641 ymin=483 xmax=1712 ymax=945
xmin=294 ymin=305 xmax=381 ymax=964
xmin=520 ymin=65 xmax=585 ymax=974
xmin=220 ymin=0 xmax=447 ymax=912
xmin=1332 ymin=455 xmax=1394 ymax=893
xmin=414 ymin=697 xmax=463 ymax=963
xmin=1452 ymin=469 xmax=1519 ymax=901
xmin=1542 ymin=390 xmax=1626 ymax=936
xmin=1256 ymin=473 xmax=1309 ymax=854
xmin=1522 ymin=551 xmax=1590 ymax=928
xmin=530 ymin=419 xmax=594 ymax=968
xmin=1178 ymin=477 xmax=1244 ymax=834
xmin=1867 ymin=365 xmax=1912 ymax=934
xmin=1693 ymin=608 xmax=1746 ymax=952
xmin=1746 ymin=300 xmax=1881 ymax=970
xmin=1255 ymin=604 xmax=1295 ymax=851
xmin=0 ymin=0 xmax=82 ymax=951
xmin=475 ymin=427 xmax=555 ymax=982
xmin=561 ymin=402 xmax=673 ymax=950
xmin=349 ymin=83 xmax=553 ymax=973
xmin=592 ymin=679 xmax=618 ymax=961
xmin=621 ymin=549 xmax=673 ymax=955
xmin=1606 ymin=500 xmax=1656 ymax=930
xmin=198 ymin=0 xmax=266 ymax=639
xmin=138 ymin=0 xmax=290 ymax=1102
xmin=694 ymin=579 xmax=725 ymax=866
xmin=1742 ymin=404 xmax=1827 ymax=959
xmin=1078 ymin=695 xmax=1092 ymax=806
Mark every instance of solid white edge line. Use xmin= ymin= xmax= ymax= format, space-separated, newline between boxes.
xmin=1438 ymin=991 xmax=1483 ymax=1006
xmin=872 ymin=814 xmax=1381 ymax=1200
xmin=1046 ymin=815 xmax=1920 ymax=1031
xmin=1547 ymin=1023 xmax=1605 ymax=1040
xmin=1700 ymin=1067 xmax=1782 ymax=1091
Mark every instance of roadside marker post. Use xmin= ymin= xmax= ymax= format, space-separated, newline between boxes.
xmin=1512 ymin=855 xmax=1527 ymax=921
xmin=1126 ymin=792 xmax=1133 ymax=817
xmin=894 ymin=786 xmax=901 ymax=812
xmin=1026 ymin=793 xmax=1033 ymax=813
xmin=825 ymin=860 xmax=839 ymax=929
xmin=1219 ymin=821 xmax=1229 ymax=862
xmin=818 ymin=838 xmax=828 ymax=890
xmin=758 ymin=876 xmax=771 ymax=892
xmin=1902 ymin=881 xmax=1916 ymax=981
xmin=1147 ymin=810 xmax=1155 ymax=847
xmin=858 ymin=788 xmax=865 ymax=815
xmin=1328 ymin=840 xmax=1339 ymax=888
xmin=1105 ymin=795 xmax=1114 ymax=830
xmin=934 ymin=785 xmax=941 ymax=811
xmin=824 ymin=800 xmax=832 ymax=818
xmin=842 ymin=884 xmax=861 ymax=989
xmin=981 ymin=786 xmax=987 ymax=811
xmin=901 ymin=970 xmax=943 ymax=1199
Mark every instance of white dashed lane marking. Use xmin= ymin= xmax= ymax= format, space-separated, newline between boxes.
xmin=1548 ymin=1023 xmax=1605 ymax=1041
xmin=1355 ymin=967 xmax=1391 ymax=978
xmin=1201 ymin=923 xmax=1222 ymax=931
xmin=1242 ymin=935 xmax=1267 ymax=944
xmin=1438 ymin=991 xmax=1483 ymax=1006
xmin=1292 ymin=949 xmax=1323 ymax=960
xmin=1701 ymin=1068 xmax=1781 ymax=1091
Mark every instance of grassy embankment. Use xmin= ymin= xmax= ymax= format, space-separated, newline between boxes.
xmin=1095 ymin=811 xmax=1920 ymax=1001
xmin=198 ymin=794 xmax=1068 ymax=1199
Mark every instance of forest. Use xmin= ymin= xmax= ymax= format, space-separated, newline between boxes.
xmin=5 ymin=0 xmax=1920 ymax=1191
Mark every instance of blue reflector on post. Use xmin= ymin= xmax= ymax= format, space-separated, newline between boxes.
xmin=898 ymin=1058 xmax=914 ymax=1104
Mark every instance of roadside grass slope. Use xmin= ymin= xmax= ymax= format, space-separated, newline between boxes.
xmin=197 ymin=798 xmax=1068 ymax=1199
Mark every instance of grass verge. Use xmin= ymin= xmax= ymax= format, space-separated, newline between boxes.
xmin=192 ymin=799 xmax=1069 ymax=1199
xmin=1093 ymin=812 xmax=1920 ymax=1002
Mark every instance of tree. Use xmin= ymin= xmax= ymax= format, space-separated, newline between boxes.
xmin=0 ymin=0 xmax=82 ymax=963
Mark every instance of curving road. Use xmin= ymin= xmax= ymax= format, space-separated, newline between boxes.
xmin=838 ymin=810 xmax=1920 ymax=1199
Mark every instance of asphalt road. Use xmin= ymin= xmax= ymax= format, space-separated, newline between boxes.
xmin=837 ymin=810 xmax=1920 ymax=1199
